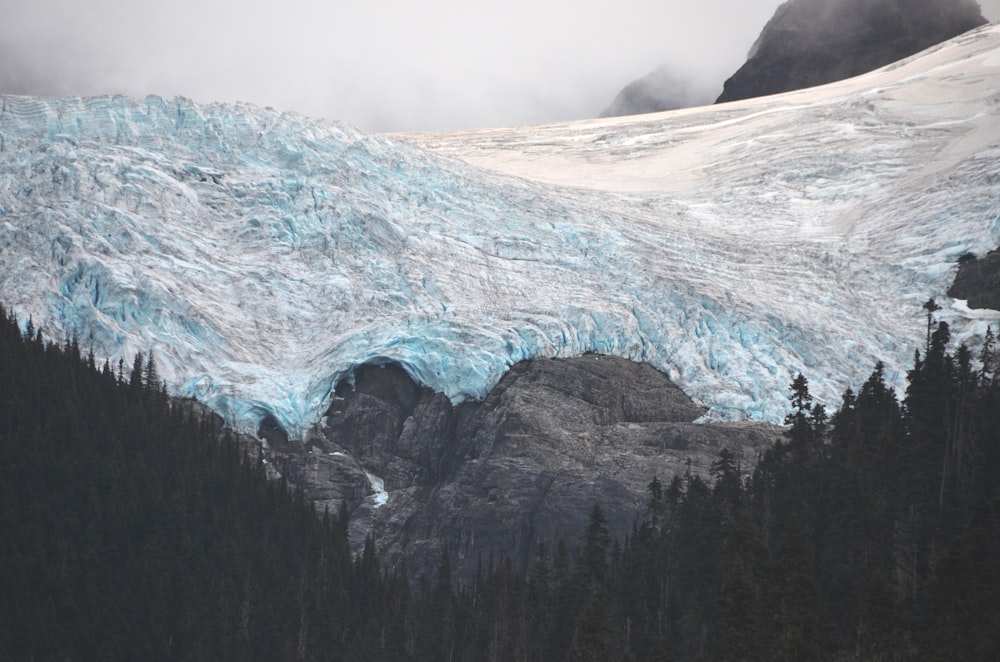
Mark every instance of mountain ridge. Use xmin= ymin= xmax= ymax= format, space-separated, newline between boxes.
xmin=717 ymin=0 xmax=988 ymax=104
xmin=600 ymin=0 xmax=989 ymax=118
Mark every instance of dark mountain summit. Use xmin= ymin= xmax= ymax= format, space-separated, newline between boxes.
xmin=601 ymin=0 xmax=986 ymax=117
xmin=716 ymin=0 xmax=987 ymax=103
xmin=599 ymin=67 xmax=708 ymax=118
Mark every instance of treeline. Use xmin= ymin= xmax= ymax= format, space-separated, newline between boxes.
xmin=417 ymin=316 xmax=1000 ymax=661
xmin=2 ymin=303 xmax=999 ymax=660
xmin=399 ymin=323 xmax=1000 ymax=661
xmin=0 ymin=307 xmax=412 ymax=660
xmin=558 ymin=317 xmax=999 ymax=661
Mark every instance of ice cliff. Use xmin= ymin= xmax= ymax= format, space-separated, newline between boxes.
xmin=2 ymin=25 xmax=999 ymax=439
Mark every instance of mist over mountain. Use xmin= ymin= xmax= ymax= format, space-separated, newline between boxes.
xmin=717 ymin=0 xmax=988 ymax=103
xmin=599 ymin=68 xmax=711 ymax=118
xmin=602 ymin=0 xmax=989 ymax=117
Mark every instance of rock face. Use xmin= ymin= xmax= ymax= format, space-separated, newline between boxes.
xmin=270 ymin=355 xmax=782 ymax=585
xmin=716 ymin=0 xmax=987 ymax=103
xmin=600 ymin=68 xmax=708 ymax=118
xmin=949 ymin=249 xmax=1000 ymax=311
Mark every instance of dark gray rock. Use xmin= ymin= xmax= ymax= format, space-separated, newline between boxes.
xmin=268 ymin=354 xmax=783 ymax=586
xmin=257 ymin=412 xmax=291 ymax=451
xmin=600 ymin=68 xmax=709 ymax=118
xmin=949 ymin=249 xmax=1000 ymax=311
xmin=716 ymin=0 xmax=986 ymax=104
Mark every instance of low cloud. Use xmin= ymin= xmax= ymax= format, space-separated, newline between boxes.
xmin=0 ymin=0 xmax=995 ymax=132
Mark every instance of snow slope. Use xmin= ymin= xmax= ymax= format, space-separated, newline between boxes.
xmin=1 ymin=26 xmax=999 ymax=438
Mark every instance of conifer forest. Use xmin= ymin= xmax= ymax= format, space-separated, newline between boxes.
xmin=1 ymin=303 xmax=998 ymax=660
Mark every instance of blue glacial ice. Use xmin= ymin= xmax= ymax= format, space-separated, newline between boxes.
xmin=1 ymin=26 xmax=999 ymax=439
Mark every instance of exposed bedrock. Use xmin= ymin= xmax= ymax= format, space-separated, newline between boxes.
xmin=269 ymin=354 xmax=783 ymax=585
xmin=949 ymin=249 xmax=1000 ymax=311
xmin=716 ymin=0 xmax=986 ymax=103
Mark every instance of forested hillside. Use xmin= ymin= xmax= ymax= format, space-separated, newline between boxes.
xmin=1 ymin=302 xmax=998 ymax=660
xmin=0 ymin=306 xmax=409 ymax=659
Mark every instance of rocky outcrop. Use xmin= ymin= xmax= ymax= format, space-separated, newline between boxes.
xmin=716 ymin=0 xmax=987 ymax=103
xmin=269 ymin=355 xmax=782 ymax=585
xmin=600 ymin=68 xmax=708 ymax=118
xmin=949 ymin=249 xmax=1000 ymax=310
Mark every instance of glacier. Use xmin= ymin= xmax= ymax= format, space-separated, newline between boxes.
xmin=1 ymin=25 xmax=999 ymax=440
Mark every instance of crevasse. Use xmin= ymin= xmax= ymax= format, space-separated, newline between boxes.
xmin=1 ymin=26 xmax=999 ymax=439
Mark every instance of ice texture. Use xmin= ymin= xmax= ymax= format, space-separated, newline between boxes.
xmin=1 ymin=26 xmax=999 ymax=439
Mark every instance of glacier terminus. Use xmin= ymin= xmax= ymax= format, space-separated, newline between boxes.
xmin=1 ymin=26 xmax=999 ymax=440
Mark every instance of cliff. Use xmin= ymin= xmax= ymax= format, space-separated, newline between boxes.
xmin=716 ymin=0 xmax=987 ymax=103
xmin=269 ymin=355 xmax=782 ymax=583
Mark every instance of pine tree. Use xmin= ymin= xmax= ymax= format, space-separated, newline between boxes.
xmin=923 ymin=297 xmax=941 ymax=354
xmin=770 ymin=517 xmax=820 ymax=662
xmin=144 ymin=351 xmax=160 ymax=392
xmin=573 ymin=596 xmax=612 ymax=662
xmin=647 ymin=475 xmax=665 ymax=528
xmin=129 ymin=352 xmax=145 ymax=391
xmin=980 ymin=325 xmax=996 ymax=386
xmin=580 ymin=503 xmax=611 ymax=592
xmin=716 ymin=515 xmax=762 ymax=662
xmin=711 ymin=448 xmax=742 ymax=524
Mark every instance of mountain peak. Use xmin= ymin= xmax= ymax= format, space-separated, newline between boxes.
xmin=599 ymin=68 xmax=710 ymax=119
xmin=717 ymin=0 xmax=987 ymax=103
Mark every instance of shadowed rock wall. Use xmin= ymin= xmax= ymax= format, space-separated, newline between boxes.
xmin=716 ymin=0 xmax=986 ymax=103
xmin=949 ymin=249 xmax=1000 ymax=311
xmin=269 ymin=355 xmax=782 ymax=584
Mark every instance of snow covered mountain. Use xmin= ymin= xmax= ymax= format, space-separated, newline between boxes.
xmin=2 ymin=25 xmax=999 ymax=440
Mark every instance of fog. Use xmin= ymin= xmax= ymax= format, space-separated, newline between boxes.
xmin=1 ymin=0 xmax=997 ymax=132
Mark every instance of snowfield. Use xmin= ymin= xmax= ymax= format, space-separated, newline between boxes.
xmin=1 ymin=25 xmax=998 ymax=438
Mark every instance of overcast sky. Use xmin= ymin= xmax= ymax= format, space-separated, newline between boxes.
xmin=2 ymin=0 xmax=998 ymax=133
